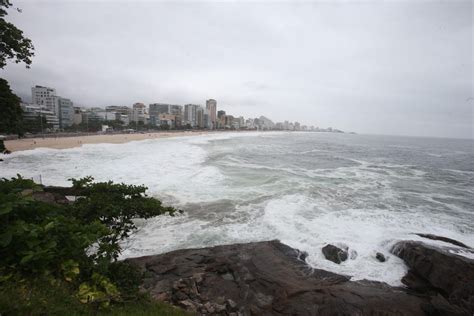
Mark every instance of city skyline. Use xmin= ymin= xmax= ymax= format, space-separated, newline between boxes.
xmin=2 ymin=1 xmax=472 ymax=139
xmin=23 ymin=84 xmax=329 ymax=133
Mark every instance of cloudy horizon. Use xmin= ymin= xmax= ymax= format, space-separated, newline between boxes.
xmin=1 ymin=0 xmax=472 ymax=138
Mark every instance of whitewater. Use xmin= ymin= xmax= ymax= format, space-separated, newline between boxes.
xmin=1 ymin=132 xmax=473 ymax=286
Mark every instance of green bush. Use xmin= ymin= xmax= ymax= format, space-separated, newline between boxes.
xmin=0 ymin=175 xmax=179 ymax=313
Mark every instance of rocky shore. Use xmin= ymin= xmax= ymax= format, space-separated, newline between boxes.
xmin=31 ymin=186 xmax=474 ymax=315
xmin=127 ymin=238 xmax=473 ymax=315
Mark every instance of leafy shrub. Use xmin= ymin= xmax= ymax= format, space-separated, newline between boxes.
xmin=0 ymin=175 xmax=177 ymax=311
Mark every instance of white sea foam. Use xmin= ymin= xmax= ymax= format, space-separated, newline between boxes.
xmin=1 ymin=132 xmax=472 ymax=286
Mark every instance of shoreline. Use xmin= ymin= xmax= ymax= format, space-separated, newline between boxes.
xmin=4 ymin=130 xmax=237 ymax=152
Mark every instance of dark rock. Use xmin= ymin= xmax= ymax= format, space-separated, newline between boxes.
xmin=31 ymin=191 xmax=69 ymax=205
xmin=43 ymin=185 xmax=83 ymax=197
xmin=127 ymin=240 xmax=462 ymax=315
xmin=349 ymin=249 xmax=358 ymax=259
xmin=322 ymin=244 xmax=348 ymax=264
xmin=392 ymin=240 xmax=474 ymax=314
xmin=415 ymin=233 xmax=471 ymax=249
xmin=376 ymin=252 xmax=386 ymax=262
xmin=226 ymin=298 xmax=237 ymax=310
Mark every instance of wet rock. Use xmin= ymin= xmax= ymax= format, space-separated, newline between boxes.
xmin=322 ymin=244 xmax=348 ymax=264
xmin=392 ymin=240 xmax=474 ymax=314
xmin=415 ymin=233 xmax=471 ymax=249
xmin=376 ymin=252 xmax=386 ymax=262
xmin=127 ymin=240 xmax=460 ymax=315
xmin=349 ymin=249 xmax=358 ymax=260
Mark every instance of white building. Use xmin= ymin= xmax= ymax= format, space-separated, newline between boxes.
xmin=73 ymin=107 xmax=83 ymax=125
xmin=184 ymin=104 xmax=199 ymax=127
xmin=21 ymin=103 xmax=60 ymax=130
xmin=131 ymin=103 xmax=147 ymax=124
xmin=31 ymin=86 xmax=58 ymax=113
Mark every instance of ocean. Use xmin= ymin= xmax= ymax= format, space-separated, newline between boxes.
xmin=1 ymin=132 xmax=473 ymax=286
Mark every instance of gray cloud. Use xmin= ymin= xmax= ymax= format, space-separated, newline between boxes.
xmin=1 ymin=0 xmax=472 ymax=138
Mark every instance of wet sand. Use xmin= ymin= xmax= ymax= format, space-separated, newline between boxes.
xmin=4 ymin=131 xmax=211 ymax=152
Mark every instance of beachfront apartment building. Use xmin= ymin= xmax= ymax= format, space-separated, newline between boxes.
xmin=149 ymin=103 xmax=183 ymax=128
xmin=21 ymin=103 xmax=60 ymax=130
xmin=206 ymin=99 xmax=217 ymax=129
xmin=195 ymin=106 xmax=203 ymax=128
xmin=131 ymin=103 xmax=148 ymax=124
xmin=56 ymin=97 xmax=74 ymax=128
xmin=105 ymin=105 xmax=131 ymax=122
xmin=184 ymin=104 xmax=199 ymax=127
xmin=31 ymin=85 xmax=57 ymax=113
xmin=73 ymin=107 xmax=83 ymax=125
xmin=30 ymin=85 xmax=77 ymax=130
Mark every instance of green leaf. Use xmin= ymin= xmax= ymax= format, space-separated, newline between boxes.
xmin=0 ymin=202 xmax=13 ymax=215
xmin=0 ymin=230 xmax=13 ymax=247
xmin=20 ymin=253 xmax=34 ymax=265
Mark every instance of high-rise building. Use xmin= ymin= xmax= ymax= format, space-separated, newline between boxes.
xmin=104 ymin=105 xmax=131 ymax=123
xmin=31 ymin=85 xmax=58 ymax=113
xmin=132 ymin=103 xmax=147 ymax=124
xmin=196 ymin=106 xmax=204 ymax=128
xmin=149 ymin=103 xmax=182 ymax=126
xmin=56 ymin=97 xmax=74 ymax=128
xmin=149 ymin=103 xmax=170 ymax=117
xmin=225 ymin=115 xmax=234 ymax=129
xmin=217 ymin=110 xmax=226 ymax=129
xmin=206 ymin=99 xmax=217 ymax=129
xmin=184 ymin=104 xmax=199 ymax=127
xmin=73 ymin=107 xmax=83 ymax=125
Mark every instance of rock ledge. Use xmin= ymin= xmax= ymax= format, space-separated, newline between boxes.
xmin=127 ymin=240 xmax=472 ymax=315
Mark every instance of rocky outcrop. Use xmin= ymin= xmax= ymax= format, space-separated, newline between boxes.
xmin=391 ymin=240 xmax=474 ymax=314
xmin=415 ymin=233 xmax=471 ymax=249
xmin=127 ymin=240 xmax=467 ymax=315
xmin=321 ymin=244 xmax=348 ymax=264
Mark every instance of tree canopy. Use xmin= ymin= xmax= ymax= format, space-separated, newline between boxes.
xmin=0 ymin=0 xmax=34 ymax=69
xmin=0 ymin=78 xmax=23 ymax=135
xmin=0 ymin=1 xmax=35 ymax=137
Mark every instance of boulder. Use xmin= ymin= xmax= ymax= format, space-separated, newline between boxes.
xmin=31 ymin=191 xmax=70 ymax=205
xmin=127 ymin=240 xmax=464 ymax=315
xmin=321 ymin=244 xmax=348 ymax=264
xmin=392 ymin=240 xmax=474 ymax=314
xmin=376 ymin=252 xmax=386 ymax=262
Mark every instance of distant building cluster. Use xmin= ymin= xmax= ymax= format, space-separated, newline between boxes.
xmin=21 ymin=85 xmax=343 ymax=133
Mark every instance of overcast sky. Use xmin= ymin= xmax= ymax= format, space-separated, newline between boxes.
xmin=2 ymin=0 xmax=473 ymax=138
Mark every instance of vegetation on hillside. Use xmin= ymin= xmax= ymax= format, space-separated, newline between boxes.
xmin=0 ymin=175 xmax=187 ymax=315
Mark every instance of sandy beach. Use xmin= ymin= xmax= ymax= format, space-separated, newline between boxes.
xmin=4 ymin=131 xmax=212 ymax=152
